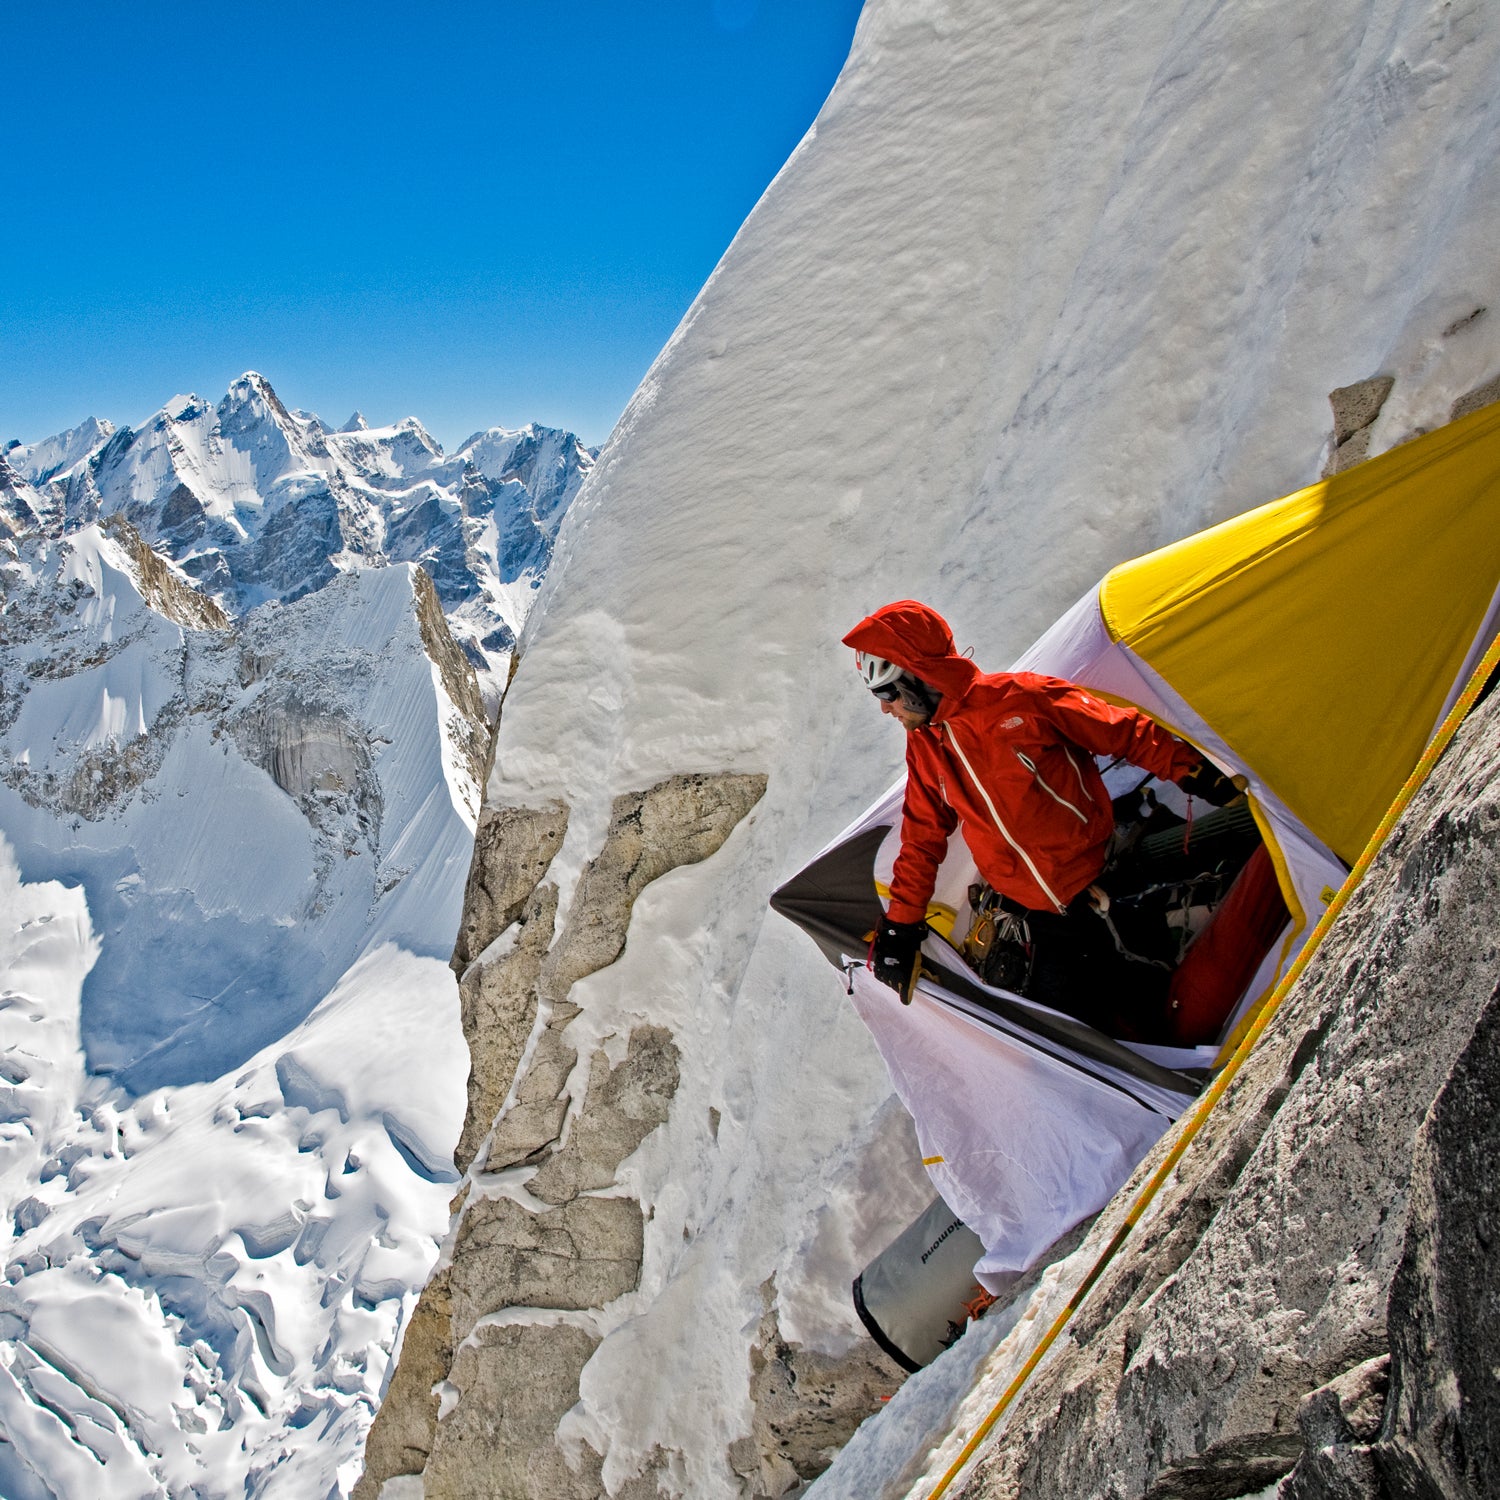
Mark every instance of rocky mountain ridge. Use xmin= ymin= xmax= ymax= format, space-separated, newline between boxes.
xmin=4 ymin=372 xmax=595 ymax=702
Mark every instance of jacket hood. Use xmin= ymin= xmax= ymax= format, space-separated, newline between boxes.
xmin=841 ymin=600 xmax=983 ymax=707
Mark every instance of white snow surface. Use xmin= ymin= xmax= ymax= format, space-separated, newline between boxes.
xmin=479 ymin=0 xmax=1500 ymax=1493
xmin=0 ymin=853 xmax=467 ymax=1500
xmin=5 ymin=419 xmax=115 ymax=488
xmin=0 ymin=528 xmax=474 ymax=1495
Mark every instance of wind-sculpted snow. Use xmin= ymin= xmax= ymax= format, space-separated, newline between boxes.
xmin=13 ymin=372 xmax=595 ymax=702
xmin=0 ymin=873 xmax=466 ymax=1500
xmin=0 ymin=514 xmax=483 ymax=1494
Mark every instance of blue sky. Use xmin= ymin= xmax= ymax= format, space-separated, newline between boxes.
xmin=2 ymin=1 xmax=865 ymax=450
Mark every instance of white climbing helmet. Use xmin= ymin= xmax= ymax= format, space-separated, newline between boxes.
xmin=855 ymin=650 xmax=904 ymax=696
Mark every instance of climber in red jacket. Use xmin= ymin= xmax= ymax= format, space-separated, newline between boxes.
xmin=843 ymin=600 xmax=1239 ymax=1000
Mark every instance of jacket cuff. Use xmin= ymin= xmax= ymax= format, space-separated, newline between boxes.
xmin=884 ymin=896 xmax=930 ymax=926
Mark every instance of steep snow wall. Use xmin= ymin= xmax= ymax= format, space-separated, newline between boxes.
xmin=363 ymin=0 xmax=1500 ymax=1494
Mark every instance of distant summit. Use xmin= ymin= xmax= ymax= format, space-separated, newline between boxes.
xmin=5 ymin=414 xmax=116 ymax=487
xmin=6 ymin=373 xmax=596 ymax=702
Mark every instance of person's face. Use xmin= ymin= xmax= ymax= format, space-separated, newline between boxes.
xmin=879 ymin=695 xmax=931 ymax=731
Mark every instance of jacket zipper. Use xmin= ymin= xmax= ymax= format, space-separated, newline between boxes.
xmin=1061 ymin=745 xmax=1096 ymax=807
xmin=1015 ymin=750 xmax=1089 ymax=824
xmin=944 ymin=724 xmax=1066 ymax=912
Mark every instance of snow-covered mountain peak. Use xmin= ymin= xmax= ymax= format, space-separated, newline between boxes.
xmin=5 ymin=415 xmax=115 ymax=487
xmin=223 ymin=369 xmax=273 ymax=402
xmin=13 ymin=376 xmax=595 ymax=700
xmin=456 ymin=420 xmax=595 ymax=513
xmin=163 ymin=392 xmax=209 ymax=422
xmin=395 ymin=414 xmax=438 ymax=444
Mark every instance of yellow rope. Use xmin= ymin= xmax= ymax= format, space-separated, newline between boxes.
xmin=922 ymin=635 xmax=1500 ymax=1500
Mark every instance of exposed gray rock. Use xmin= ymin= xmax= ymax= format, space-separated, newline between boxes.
xmin=412 ymin=562 xmax=489 ymax=787
xmin=748 ymin=1280 xmax=906 ymax=1497
xmin=452 ymin=800 xmax=570 ymax=973
xmin=1278 ymin=989 xmax=1500 ymax=1500
xmin=1279 ymin=1355 xmax=1389 ymax=1500
xmin=359 ymin=770 xmax=767 ymax=1497
xmin=101 ymin=514 xmax=228 ymax=630
xmin=1452 ymin=371 xmax=1500 ymax=423
xmin=422 ymin=1322 xmax=601 ymax=1500
xmin=1369 ymin=978 xmax=1500 ymax=1498
xmin=349 ymin=1268 xmax=455 ymax=1500
xmin=456 ymin=772 xmax=762 ymax=1172
xmin=528 ymin=1026 xmax=680 ymax=1205
xmin=482 ymin=996 xmax=579 ymax=1174
xmin=447 ymin=1193 xmax=645 ymax=1333
xmin=455 ymin=882 xmax=559 ymax=1174
xmin=952 ymin=685 xmax=1500 ymax=1499
xmin=1298 ymin=1356 xmax=1390 ymax=1451
xmin=548 ymin=773 xmax=770 ymax=995
xmin=526 ymin=1442 xmax=679 ymax=1500
xmin=229 ymin=692 xmax=374 ymax=808
xmin=1323 ymin=376 xmax=1395 ymax=476
xmin=1330 ymin=376 xmax=1396 ymax=445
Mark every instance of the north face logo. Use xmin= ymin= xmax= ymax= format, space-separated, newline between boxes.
xmin=1000 ymin=716 xmax=1024 ymax=729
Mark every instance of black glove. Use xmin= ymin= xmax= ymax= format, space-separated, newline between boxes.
xmin=870 ymin=918 xmax=927 ymax=999
xmin=1178 ymin=759 xmax=1241 ymax=807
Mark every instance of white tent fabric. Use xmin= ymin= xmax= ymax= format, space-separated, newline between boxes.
xmin=848 ymin=966 xmax=1176 ymax=1288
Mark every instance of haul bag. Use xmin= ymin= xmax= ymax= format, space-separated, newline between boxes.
xmin=852 ymin=1194 xmax=991 ymax=1371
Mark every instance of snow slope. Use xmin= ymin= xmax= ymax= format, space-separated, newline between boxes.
xmin=4 ymin=418 xmax=114 ymax=488
xmin=0 ymin=848 xmax=467 ymax=1500
xmin=0 ymin=527 xmax=478 ymax=1088
xmin=0 ymin=524 xmax=476 ymax=1494
xmin=452 ymin=0 xmax=1500 ymax=1493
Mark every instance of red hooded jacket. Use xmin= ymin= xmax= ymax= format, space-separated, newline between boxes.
xmin=842 ymin=600 xmax=1204 ymax=921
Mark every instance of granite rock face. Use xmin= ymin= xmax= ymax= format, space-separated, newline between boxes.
xmin=954 ymin=685 xmax=1500 ymax=1500
xmin=452 ymin=801 xmax=570 ymax=975
xmin=423 ymin=1322 xmax=603 ymax=1500
xmin=100 ymin=513 xmax=229 ymax=631
xmin=355 ymin=772 xmax=766 ymax=1499
xmin=747 ymin=1281 xmax=906 ymax=1497
xmin=1323 ymin=376 xmax=1395 ymax=475
xmin=1366 ymin=979 xmax=1500 ymax=1497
